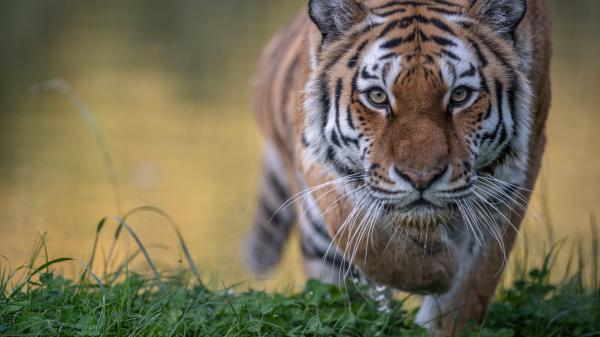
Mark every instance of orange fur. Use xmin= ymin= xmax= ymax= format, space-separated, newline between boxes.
xmin=251 ymin=1 xmax=551 ymax=335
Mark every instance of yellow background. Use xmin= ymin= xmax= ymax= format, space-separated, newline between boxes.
xmin=0 ymin=1 xmax=598 ymax=289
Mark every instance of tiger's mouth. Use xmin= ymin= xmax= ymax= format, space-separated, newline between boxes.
xmin=406 ymin=198 xmax=439 ymax=210
xmin=353 ymin=178 xmax=471 ymax=230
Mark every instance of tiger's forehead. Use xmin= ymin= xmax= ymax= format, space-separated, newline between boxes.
xmin=353 ymin=1 xmax=477 ymax=90
xmin=364 ymin=0 xmax=471 ymax=58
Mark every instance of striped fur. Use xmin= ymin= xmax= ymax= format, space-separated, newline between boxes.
xmin=244 ymin=142 xmax=296 ymax=275
xmin=245 ymin=0 xmax=551 ymax=335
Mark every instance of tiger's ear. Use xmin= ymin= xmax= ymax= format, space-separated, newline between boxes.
xmin=309 ymin=0 xmax=367 ymax=44
xmin=469 ymin=0 xmax=526 ymax=41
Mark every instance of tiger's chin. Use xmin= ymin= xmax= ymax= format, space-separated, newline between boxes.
xmin=383 ymin=199 xmax=453 ymax=232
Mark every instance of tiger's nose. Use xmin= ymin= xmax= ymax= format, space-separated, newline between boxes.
xmin=393 ymin=166 xmax=447 ymax=191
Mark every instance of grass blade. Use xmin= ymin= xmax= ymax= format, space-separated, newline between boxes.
xmin=113 ymin=217 xmax=162 ymax=285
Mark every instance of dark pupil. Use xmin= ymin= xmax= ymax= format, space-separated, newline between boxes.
xmin=454 ymin=89 xmax=466 ymax=101
xmin=372 ymin=91 xmax=384 ymax=102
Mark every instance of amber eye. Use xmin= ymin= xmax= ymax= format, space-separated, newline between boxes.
xmin=450 ymin=86 xmax=472 ymax=105
xmin=367 ymin=88 xmax=389 ymax=106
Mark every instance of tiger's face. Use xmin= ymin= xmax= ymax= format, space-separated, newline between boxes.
xmin=304 ymin=0 xmax=532 ymax=226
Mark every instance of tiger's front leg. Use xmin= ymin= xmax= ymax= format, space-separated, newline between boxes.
xmin=415 ymin=207 xmax=525 ymax=337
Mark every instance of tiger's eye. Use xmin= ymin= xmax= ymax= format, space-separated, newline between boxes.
xmin=368 ymin=88 xmax=388 ymax=106
xmin=450 ymin=86 xmax=471 ymax=104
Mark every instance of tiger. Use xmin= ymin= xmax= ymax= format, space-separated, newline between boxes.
xmin=244 ymin=0 xmax=552 ymax=335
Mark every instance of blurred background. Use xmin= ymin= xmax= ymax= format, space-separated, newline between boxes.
xmin=0 ymin=0 xmax=598 ymax=289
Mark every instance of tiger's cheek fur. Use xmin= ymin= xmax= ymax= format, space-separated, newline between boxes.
xmin=453 ymin=93 xmax=492 ymax=163
xmin=348 ymin=94 xmax=387 ymax=164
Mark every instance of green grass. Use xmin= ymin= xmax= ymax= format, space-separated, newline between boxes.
xmin=1 ymin=219 xmax=599 ymax=337
xmin=0 ymin=257 xmax=598 ymax=336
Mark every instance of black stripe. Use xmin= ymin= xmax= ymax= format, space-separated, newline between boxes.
xmin=318 ymin=80 xmax=331 ymax=131
xmin=416 ymin=28 xmax=430 ymax=42
xmin=325 ymin=147 xmax=356 ymax=176
xmin=440 ymin=49 xmax=460 ymax=61
xmin=432 ymin=35 xmax=456 ymax=47
xmin=497 ymin=125 xmax=508 ymax=154
xmin=378 ymin=19 xmax=400 ymax=38
xmin=478 ymin=67 xmax=490 ymax=93
xmin=347 ymin=40 xmax=369 ymax=69
xmin=301 ymin=132 xmax=310 ymax=147
xmin=480 ymin=80 xmax=507 ymax=160
xmin=300 ymin=236 xmax=350 ymax=270
xmin=493 ymin=79 xmax=506 ymax=141
xmin=458 ymin=20 xmax=474 ymax=29
xmin=333 ymin=78 xmax=347 ymax=146
xmin=267 ymin=171 xmax=288 ymax=202
xmin=369 ymin=184 xmax=405 ymax=195
xmin=476 ymin=32 xmax=512 ymax=70
xmin=483 ymin=103 xmax=492 ymax=120
xmin=308 ymin=216 xmax=333 ymax=241
xmin=430 ymin=0 xmax=461 ymax=7
xmin=257 ymin=223 xmax=280 ymax=249
xmin=346 ymin=104 xmax=356 ymax=130
xmin=439 ymin=183 xmax=474 ymax=195
xmin=334 ymin=79 xmax=346 ymax=143
xmin=361 ymin=67 xmax=379 ymax=79
xmin=381 ymin=36 xmax=409 ymax=49
xmin=507 ymin=79 xmax=518 ymax=142
xmin=468 ymin=38 xmax=488 ymax=67
xmin=424 ymin=54 xmax=434 ymax=64
xmin=372 ymin=1 xmax=404 ymax=10
xmin=259 ymin=197 xmax=284 ymax=226
xmin=375 ymin=7 xmax=406 ymax=16
xmin=429 ymin=17 xmax=455 ymax=35
xmin=379 ymin=52 xmax=400 ymax=61
xmin=460 ymin=63 xmax=477 ymax=78
xmin=492 ymin=80 xmax=510 ymax=155
xmin=373 ymin=0 xmax=461 ymax=10
xmin=361 ymin=22 xmax=384 ymax=33
xmin=351 ymin=70 xmax=359 ymax=94
xmin=394 ymin=1 xmax=429 ymax=7
xmin=427 ymin=6 xmax=462 ymax=15
xmin=330 ymin=130 xmax=341 ymax=147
